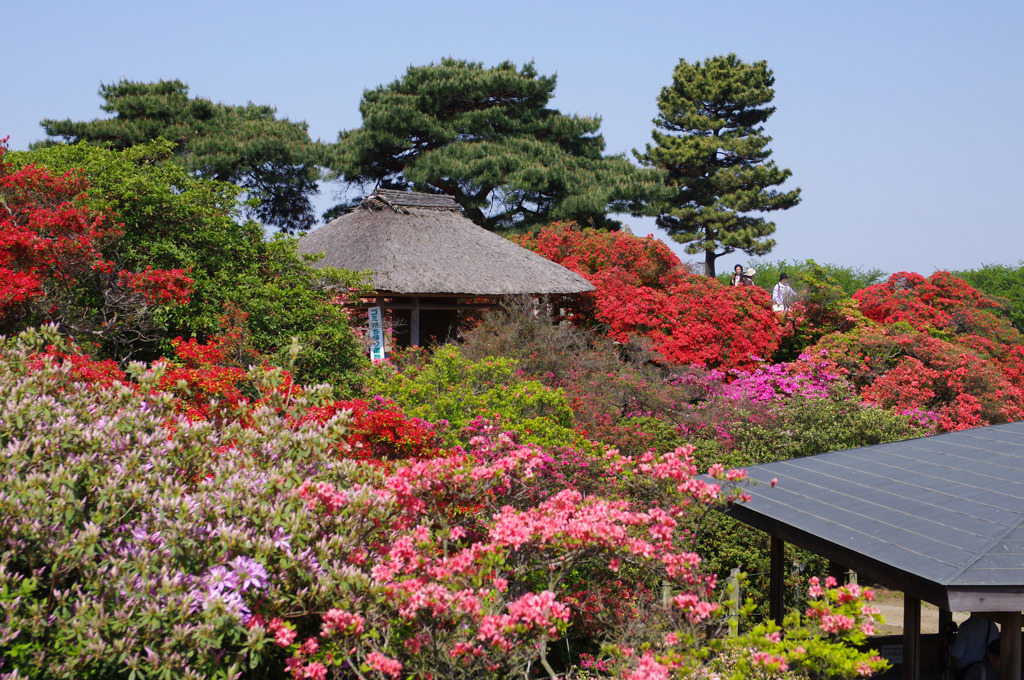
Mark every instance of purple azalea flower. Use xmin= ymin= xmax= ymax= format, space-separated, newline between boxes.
xmin=229 ymin=556 xmax=268 ymax=592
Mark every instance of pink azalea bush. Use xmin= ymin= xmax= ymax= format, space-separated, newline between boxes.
xmin=0 ymin=326 xmax=887 ymax=679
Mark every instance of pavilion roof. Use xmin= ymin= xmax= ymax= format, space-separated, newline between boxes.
xmin=724 ymin=421 xmax=1024 ymax=611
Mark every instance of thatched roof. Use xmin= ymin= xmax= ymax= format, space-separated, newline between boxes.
xmin=297 ymin=189 xmax=594 ymax=296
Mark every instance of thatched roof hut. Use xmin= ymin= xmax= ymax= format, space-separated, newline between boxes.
xmin=297 ymin=189 xmax=593 ymax=347
xmin=298 ymin=189 xmax=593 ymax=295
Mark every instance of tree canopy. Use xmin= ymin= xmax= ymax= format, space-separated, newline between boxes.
xmin=38 ymin=79 xmax=322 ymax=234
xmin=8 ymin=141 xmax=368 ymax=387
xmin=635 ymin=54 xmax=801 ymax=277
xmin=326 ymin=58 xmax=664 ymax=231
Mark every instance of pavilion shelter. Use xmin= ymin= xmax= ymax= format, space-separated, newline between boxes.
xmin=297 ymin=189 xmax=593 ymax=348
xmin=722 ymin=421 xmax=1024 ymax=680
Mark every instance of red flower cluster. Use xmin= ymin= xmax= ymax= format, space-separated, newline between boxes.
xmin=301 ymin=397 xmax=445 ymax=466
xmin=854 ymin=271 xmax=1005 ymax=337
xmin=0 ymin=139 xmax=193 ymax=331
xmin=118 ymin=266 xmax=193 ymax=304
xmin=26 ymin=344 xmax=128 ymax=389
xmin=157 ymin=335 xmax=253 ymax=423
xmin=514 ymin=223 xmax=781 ymax=370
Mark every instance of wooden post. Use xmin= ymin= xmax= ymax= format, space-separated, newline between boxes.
xmin=728 ymin=568 xmax=740 ymax=637
xmin=770 ymin=536 xmax=784 ymax=626
xmin=903 ymin=595 xmax=921 ymax=680
xmin=828 ymin=560 xmax=846 ymax=585
xmin=1001 ymin=610 xmax=1021 ymax=680
xmin=938 ymin=608 xmax=952 ymax=634
xmin=939 ymin=608 xmax=953 ymax=674
xmin=410 ymin=297 xmax=421 ymax=347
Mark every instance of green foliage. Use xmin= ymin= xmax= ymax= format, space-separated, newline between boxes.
xmin=9 ymin=142 xmax=369 ymax=387
xmin=232 ymin=238 xmax=370 ymax=391
xmin=724 ymin=388 xmax=921 ymax=468
xmin=951 ymin=262 xmax=1024 ymax=333
xmin=697 ymin=512 xmax=828 ymax=621
xmin=38 ymin=79 xmax=322 ymax=233
xmin=327 ymin=58 xmax=665 ymax=231
xmin=720 ymin=259 xmax=887 ymax=297
xmin=365 ymin=344 xmax=585 ymax=449
xmin=771 ymin=260 xmax=870 ymax=361
xmin=635 ymin=54 xmax=801 ymax=277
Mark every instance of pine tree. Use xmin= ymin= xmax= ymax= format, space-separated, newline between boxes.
xmin=635 ymin=55 xmax=801 ymax=277
xmin=39 ymin=80 xmax=321 ymax=234
xmin=327 ymin=59 xmax=663 ymax=231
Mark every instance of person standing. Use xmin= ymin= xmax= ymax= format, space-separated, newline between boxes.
xmin=731 ymin=264 xmax=744 ymax=287
xmin=772 ymin=273 xmax=796 ymax=311
xmin=964 ymin=639 xmax=1000 ymax=680
xmin=951 ymin=614 xmax=999 ymax=680
xmin=741 ymin=267 xmax=757 ymax=287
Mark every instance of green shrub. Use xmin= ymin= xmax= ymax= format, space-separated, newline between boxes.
xmin=723 ymin=387 xmax=921 ymax=469
xmin=951 ymin=262 xmax=1024 ymax=333
xmin=720 ymin=258 xmax=887 ymax=297
xmin=365 ymin=345 xmax=585 ymax=449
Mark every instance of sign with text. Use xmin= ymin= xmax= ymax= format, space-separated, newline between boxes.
xmin=367 ymin=306 xmax=385 ymax=361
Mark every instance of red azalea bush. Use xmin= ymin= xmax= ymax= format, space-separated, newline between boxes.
xmin=513 ymin=223 xmax=781 ymax=371
xmin=813 ymin=324 xmax=1024 ymax=431
xmin=594 ymin=270 xmax=781 ymax=371
xmin=853 ymin=271 xmax=1018 ymax=345
xmin=155 ymin=331 xmax=303 ymax=426
xmin=0 ymin=139 xmax=193 ymax=345
xmin=300 ymin=396 xmax=447 ymax=466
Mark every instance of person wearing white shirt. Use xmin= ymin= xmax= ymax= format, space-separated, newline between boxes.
xmin=771 ymin=273 xmax=796 ymax=311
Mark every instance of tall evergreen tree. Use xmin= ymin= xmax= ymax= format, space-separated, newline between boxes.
xmin=326 ymin=58 xmax=663 ymax=231
xmin=39 ymin=80 xmax=322 ymax=234
xmin=635 ymin=55 xmax=801 ymax=277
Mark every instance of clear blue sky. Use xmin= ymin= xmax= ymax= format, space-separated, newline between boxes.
xmin=5 ymin=0 xmax=1022 ymax=276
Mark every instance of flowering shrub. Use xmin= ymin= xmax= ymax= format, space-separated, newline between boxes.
xmin=0 ymin=326 xmax=886 ymax=680
xmin=0 ymin=327 xmax=352 ymax=679
xmin=0 ymin=139 xmax=193 ymax=354
xmin=813 ymin=324 xmax=1024 ymax=431
xmin=300 ymin=396 xmax=447 ymax=466
xmin=853 ymin=271 xmax=1013 ymax=343
xmin=514 ymin=223 xmax=782 ymax=370
xmin=9 ymin=140 xmax=369 ymax=386
xmin=723 ymin=352 xmax=849 ymax=403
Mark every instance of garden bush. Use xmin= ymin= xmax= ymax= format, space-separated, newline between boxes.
xmin=513 ymin=223 xmax=782 ymax=370
xmin=363 ymin=344 xmax=587 ymax=450
xmin=0 ymin=326 xmax=888 ymax=680
xmin=7 ymin=141 xmax=370 ymax=389
xmin=952 ymin=262 xmax=1024 ymax=333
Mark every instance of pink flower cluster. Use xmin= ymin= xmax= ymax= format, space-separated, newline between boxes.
xmin=322 ymin=609 xmax=365 ymax=636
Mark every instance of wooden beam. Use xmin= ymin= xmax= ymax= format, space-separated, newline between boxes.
xmin=903 ymin=595 xmax=921 ymax=680
xmin=770 ymin=536 xmax=784 ymax=626
xmin=1001 ymin=610 xmax=1021 ymax=680
xmin=410 ymin=297 xmax=420 ymax=347
xmin=947 ymin=591 xmax=1024 ymax=613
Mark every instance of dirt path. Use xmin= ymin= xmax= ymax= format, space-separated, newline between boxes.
xmin=871 ymin=588 xmax=971 ymax=636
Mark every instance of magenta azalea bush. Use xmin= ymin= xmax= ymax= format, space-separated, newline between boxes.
xmin=0 ymin=326 xmax=887 ymax=679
